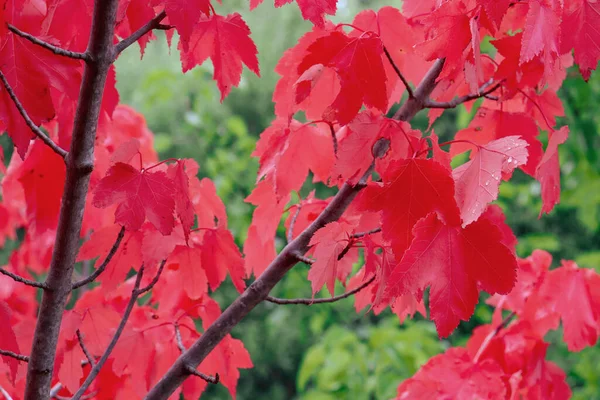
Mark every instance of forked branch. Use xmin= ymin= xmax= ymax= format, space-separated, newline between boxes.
xmin=8 ymin=24 xmax=89 ymax=60
xmin=383 ymin=46 xmax=414 ymax=98
xmin=174 ymin=325 xmax=219 ymax=384
xmin=424 ymin=80 xmax=504 ymax=109
xmin=0 ymin=71 xmax=68 ymax=159
xmin=266 ymin=275 xmax=376 ymax=305
xmin=114 ymin=11 xmax=168 ymax=56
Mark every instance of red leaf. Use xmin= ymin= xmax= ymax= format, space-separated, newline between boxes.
xmin=193 ymin=177 xmax=228 ymax=229
xmin=453 ymin=136 xmax=528 ymax=227
xmin=307 ymin=221 xmax=354 ymax=295
xmin=0 ymin=303 xmax=20 ymax=382
xmin=93 ymin=162 xmax=176 ymax=235
xmin=167 ymin=245 xmax=208 ymax=300
xmin=58 ymin=342 xmax=84 ymax=394
xmin=561 ymin=0 xmax=600 ymax=80
xmin=152 ymin=0 xmax=212 ymax=45
xmin=520 ymin=1 xmax=560 ymax=65
xmin=202 ymin=228 xmax=246 ymax=292
xmin=167 ymin=160 xmax=195 ymax=242
xmin=358 ymin=159 xmax=461 ymax=261
xmin=179 ymin=13 xmax=260 ymax=101
xmin=396 ymin=348 xmax=506 ymax=399
xmin=385 ymin=213 xmax=517 ymax=337
xmin=298 ymin=31 xmax=388 ymax=124
xmin=253 ymin=119 xmax=334 ymax=197
xmin=536 ymin=126 xmax=569 ymax=216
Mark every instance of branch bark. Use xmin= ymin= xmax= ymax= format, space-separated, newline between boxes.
xmin=393 ymin=59 xmax=445 ymax=121
xmin=0 ymin=268 xmax=48 ymax=289
xmin=7 ymin=24 xmax=89 ymax=60
xmin=114 ymin=11 xmax=167 ymax=57
xmin=0 ymin=349 xmax=29 ymax=362
xmin=23 ymin=1 xmax=120 ymax=399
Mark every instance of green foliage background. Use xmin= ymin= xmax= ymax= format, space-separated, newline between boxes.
xmin=111 ymin=1 xmax=599 ymax=399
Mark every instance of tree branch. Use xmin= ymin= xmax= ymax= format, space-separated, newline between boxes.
xmin=0 ymin=268 xmax=48 ymax=289
xmin=423 ymin=80 xmax=503 ymax=109
xmin=352 ymin=228 xmax=381 ymax=239
xmin=71 ymin=227 xmax=126 ymax=290
xmin=0 ymin=385 xmax=13 ymax=400
xmin=76 ymin=330 xmax=96 ymax=368
xmin=114 ymin=10 xmax=167 ymax=57
xmin=135 ymin=259 xmax=166 ymax=295
xmin=393 ymin=58 xmax=445 ymax=121
xmin=383 ymin=46 xmax=414 ymax=99
xmin=0 ymin=349 xmax=29 ymax=362
xmin=472 ymin=311 xmax=516 ymax=363
xmin=291 ymin=252 xmax=315 ymax=265
xmin=287 ymin=204 xmax=302 ymax=243
xmin=266 ymin=275 xmax=376 ymax=305
xmin=7 ymin=24 xmax=89 ymax=60
xmin=71 ymin=267 xmax=145 ymax=400
xmin=0 ymin=70 xmax=68 ymax=160
xmin=24 ymin=1 xmax=121 ymax=398
xmin=145 ymin=61 xmax=442 ymax=395
xmin=173 ymin=325 xmax=219 ymax=384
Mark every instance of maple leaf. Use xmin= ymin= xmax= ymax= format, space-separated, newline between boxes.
xmin=192 ymin=177 xmax=228 ymax=229
xmin=93 ymin=162 xmax=176 ymax=235
xmin=307 ymin=221 xmax=354 ymax=296
xmin=0 ymin=303 xmax=20 ymax=382
xmin=179 ymin=13 xmax=260 ymax=101
xmin=167 ymin=245 xmax=208 ymax=300
xmin=520 ymin=1 xmax=560 ymax=65
xmin=253 ymin=119 xmax=334 ymax=197
xmin=537 ymin=260 xmax=600 ymax=351
xmin=385 ymin=213 xmax=517 ymax=337
xmin=250 ymin=0 xmax=336 ymax=27
xmin=561 ymin=0 xmax=600 ymax=80
xmin=536 ymin=126 xmax=569 ymax=216
xmin=201 ymin=228 xmax=246 ymax=293
xmin=167 ymin=160 xmax=195 ymax=242
xmin=358 ymin=159 xmax=461 ymax=261
xmin=152 ymin=0 xmax=212 ymax=46
xmin=451 ymin=108 xmax=543 ymax=176
xmin=58 ymin=342 xmax=84 ymax=394
xmin=453 ymin=136 xmax=529 ymax=227
xmin=396 ymin=348 xmax=506 ymax=399
xmin=116 ymin=0 xmax=158 ymax=56
xmin=297 ymin=31 xmax=388 ymax=125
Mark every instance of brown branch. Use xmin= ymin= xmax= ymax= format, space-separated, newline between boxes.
xmin=173 ymin=325 xmax=219 ymax=384
xmin=394 ymin=58 xmax=445 ymax=121
xmin=383 ymin=46 xmax=414 ymax=99
xmin=71 ymin=267 xmax=145 ymax=400
xmin=24 ymin=1 xmax=121 ymax=398
xmin=7 ymin=24 xmax=89 ymax=60
xmin=0 ymin=349 xmax=29 ymax=362
xmin=0 ymin=268 xmax=48 ymax=289
xmin=135 ymin=259 xmax=166 ymax=295
xmin=114 ymin=10 xmax=167 ymax=57
xmin=71 ymin=227 xmax=126 ymax=289
xmin=144 ymin=68 xmax=437 ymax=397
xmin=0 ymin=385 xmax=13 ymax=400
xmin=266 ymin=275 xmax=376 ymax=305
xmin=291 ymin=252 xmax=315 ymax=265
xmin=329 ymin=123 xmax=338 ymax=156
xmin=76 ymin=330 xmax=96 ymax=368
xmin=49 ymin=383 xmax=62 ymax=398
xmin=0 ymin=70 xmax=68 ymax=159
xmin=352 ymin=228 xmax=381 ymax=239
xmin=472 ymin=311 xmax=516 ymax=363
xmin=423 ymin=80 xmax=503 ymax=109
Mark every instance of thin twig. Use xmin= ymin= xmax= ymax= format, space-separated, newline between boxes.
xmin=0 ymin=70 xmax=68 ymax=159
xmin=55 ymin=392 xmax=96 ymax=400
xmin=71 ymin=266 xmax=145 ymax=400
xmin=0 ymin=268 xmax=48 ymax=289
xmin=49 ymin=383 xmax=62 ymax=398
xmin=287 ymin=205 xmax=302 ymax=243
xmin=173 ymin=324 xmax=219 ymax=384
xmin=0 ymin=385 xmax=13 ymax=400
xmin=291 ymin=252 xmax=315 ymax=265
xmin=352 ymin=228 xmax=381 ymax=239
xmin=135 ymin=259 xmax=166 ymax=295
xmin=72 ymin=227 xmax=126 ymax=289
xmin=76 ymin=330 xmax=96 ymax=368
xmin=424 ymin=80 xmax=504 ymax=109
xmin=383 ymin=46 xmax=414 ymax=98
xmin=0 ymin=349 xmax=29 ymax=362
xmin=473 ymin=311 xmax=516 ymax=363
xmin=114 ymin=10 xmax=167 ymax=56
xmin=7 ymin=24 xmax=89 ymax=60
xmin=328 ymin=123 xmax=338 ymax=156
xmin=266 ymin=275 xmax=376 ymax=305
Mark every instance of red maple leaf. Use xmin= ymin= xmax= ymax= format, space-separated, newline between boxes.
xmin=152 ymin=0 xmax=213 ymax=45
xmin=453 ymin=136 xmax=529 ymax=227
xmin=385 ymin=213 xmax=517 ymax=337
xmin=0 ymin=303 xmax=20 ymax=382
xmin=93 ymin=162 xmax=176 ymax=235
xmin=179 ymin=13 xmax=260 ymax=101
xmin=561 ymin=0 xmax=600 ymax=80
xmin=166 ymin=245 xmax=208 ymax=300
xmin=201 ymin=228 xmax=246 ymax=293
xmin=167 ymin=160 xmax=195 ymax=242
xmin=396 ymin=348 xmax=506 ymax=399
xmin=358 ymin=159 xmax=461 ymax=261
xmin=297 ymin=31 xmax=388 ymax=125
xmin=536 ymin=126 xmax=569 ymax=216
